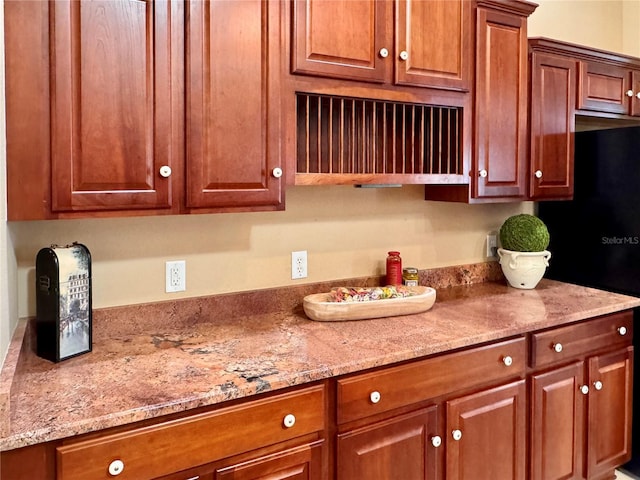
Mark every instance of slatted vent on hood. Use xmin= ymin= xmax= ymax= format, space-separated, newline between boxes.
xmin=295 ymin=93 xmax=464 ymax=184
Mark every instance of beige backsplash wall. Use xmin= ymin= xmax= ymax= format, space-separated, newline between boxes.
xmin=10 ymin=188 xmax=532 ymax=318
xmin=2 ymin=0 xmax=639 ymax=359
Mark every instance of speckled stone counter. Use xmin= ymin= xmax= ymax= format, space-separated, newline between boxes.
xmin=2 ymin=263 xmax=640 ymax=452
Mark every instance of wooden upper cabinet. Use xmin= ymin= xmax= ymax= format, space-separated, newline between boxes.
xmin=185 ymin=0 xmax=283 ymax=209
xmin=529 ymin=50 xmax=576 ymax=200
xmin=292 ymin=0 xmax=390 ymax=83
xmin=395 ymin=0 xmax=472 ymax=90
xmin=50 ymin=0 xmax=174 ymax=212
xmin=292 ymin=0 xmax=471 ymax=91
xmin=474 ymin=1 xmax=534 ymax=200
xmin=577 ymin=58 xmax=640 ymax=117
xmin=578 ymin=61 xmax=632 ymax=115
xmin=631 ymin=71 xmax=640 ymax=116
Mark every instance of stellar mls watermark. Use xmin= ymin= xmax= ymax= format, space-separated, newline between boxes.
xmin=601 ymin=236 xmax=640 ymax=245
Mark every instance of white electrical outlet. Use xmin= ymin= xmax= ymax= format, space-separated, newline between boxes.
xmin=291 ymin=251 xmax=308 ymax=279
xmin=166 ymin=260 xmax=186 ymax=293
xmin=486 ymin=234 xmax=498 ymax=258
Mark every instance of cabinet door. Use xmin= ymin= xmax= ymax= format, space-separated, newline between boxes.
xmin=587 ymin=347 xmax=633 ymax=479
xmin=216 ymin=441 xmax=324 ymax=480
xmin=292 ymin=0 xmax=391 ymax=83
xmin=50 ymin=0 xmax=174 ymax=212
xmin=395 ymin=0 xmax=471 ymax=91
xmin=186 ymin=0 xmax=283 ymax=209
xmin=337 ymin=407 xmax=440 ymax=480
xmin=630 ymin=70 xmax=640 ymax=116
xmin=446 ymin=380 xmax=526 ymax=480
xmin=529 ymin=52 xmax=576 ymax=200
xmin=578 ymin=62 xmax=630 ymax=115
xmin=530 ymin=362 xmax=585 ymax=480
xmin=474 ymin=7 xmax=528 ymax=199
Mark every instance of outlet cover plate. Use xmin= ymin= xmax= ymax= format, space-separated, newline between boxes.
xmin=486 ymin=234 xmax=497 ymax=258
xmin=166 ymin=260 xmax=186 ymax=293
xmin=291 ymin=251 xmax=308 ymax=279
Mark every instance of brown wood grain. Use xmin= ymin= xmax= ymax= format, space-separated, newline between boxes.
xmin=337 ymin=337 xmax=526 ymax=425
xmin=529 ymin=50 xmax=576 ymax=199
xmin=56 ymin=385 xmax=325 ymax=480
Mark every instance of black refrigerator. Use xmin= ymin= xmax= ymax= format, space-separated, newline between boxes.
xmin=538 ymin=125 xmax=640 ymax=476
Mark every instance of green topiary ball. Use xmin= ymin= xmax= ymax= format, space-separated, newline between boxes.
xmin=500 ymin=214 xmax=550 ymax=252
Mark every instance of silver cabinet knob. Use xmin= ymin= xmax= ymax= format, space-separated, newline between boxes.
xmin=283 ymin=413 xmax=296 ymax=428
xmin=553 ymin=343 xmax=563 ymax=353
xmin=272 ymin=167 xmax=283 ymax=178
xmin=479 ymin=169 xmax=488 ymax=178
xmin=636 ymin=92 xmax=640 ymax=99
xmin=379 ymin=48 xmax=389 ymax=58
xmin=627 ymin=89 xmax=635 ymax=97
xmin=534 ymin=170 xmax=543 ymax=179
xmin=502 ymin=356 xmax=513 ymax=367
xmin=108 ymin=459 xmax=124 ymax=476
xmin=452 ymin=429 xmax=462 ymax=441
xmin=431 ymin=435 xmax=442 ymax=448
xmin=159 ymin=165 xmax=172 ymax=178
xmin=618 ymin=326 xmax=627 ymax=336
xmin=370 ymin=391 xmax=381 ymax=404
xmin=399 ymin=50 xmax=409 ymax=61
xmin=594 ymin=380 xmax=603 ymax=391
xmin=580 ymin=385 xmax=590 ymax=395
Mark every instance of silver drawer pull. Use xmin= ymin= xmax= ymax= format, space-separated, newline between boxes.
xmin=618 ymin=326 xmax=627 ymax=336
xmin=502 ymin=356 xmax=513 ymax=367
xmin=452 ymin=429 xmax=462 ymax=441
xmin=580 ymin=385 xmax=589 ymax=395
xmin=594 ymin=380 xmax=603 ymax=391
xmin=370 ymin=391 xmax=381 ymax=404
xmin=553 ymin=343 xmax=563 ymax=353
xmin=431 ymin=435 xmax=442 ymax=448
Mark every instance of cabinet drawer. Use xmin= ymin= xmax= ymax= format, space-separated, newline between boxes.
xmin=337 ymin=337 xmax=525 ymax=424
xmin=530 ymin=311 xmax=633 ymax=368
xmin=57 ymin=384 xmax=325 ymax=480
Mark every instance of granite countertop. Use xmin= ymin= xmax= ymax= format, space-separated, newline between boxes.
xmin=2 ymin=264 xmax=640 ymax=452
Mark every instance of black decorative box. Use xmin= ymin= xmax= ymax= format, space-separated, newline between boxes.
xmin=36 ymin=243 xmax=92 ymax=362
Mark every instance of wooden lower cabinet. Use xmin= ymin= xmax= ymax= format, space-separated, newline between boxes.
xmin=531 ymin=362 xmax=586 ymax=480
xmin=336 ymin=406 xmax=439 ymax=480
xmin=587 ymin=347 xmax=633 ymax=479
xmin=336 ymin=380 xmax=527 ymax=480
xmin=154 ymin=441 xmax=325 ymax=480
xmin=446 ymin=380 xmax=527 ymax=480
xmin=530 ymin=313 xmax=633 ymax=480
xmin=531 ymin=349 xmax=633 ymax=480
xmin=56 ymin=385 xmax=326 ymax=480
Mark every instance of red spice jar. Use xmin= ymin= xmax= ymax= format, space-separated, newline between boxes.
xmin=386 ymin=251 xmax=402 ymax=285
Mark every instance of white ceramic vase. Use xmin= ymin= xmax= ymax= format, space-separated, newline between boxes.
xmin=497 ymin=248 xmax=551 ymax=289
